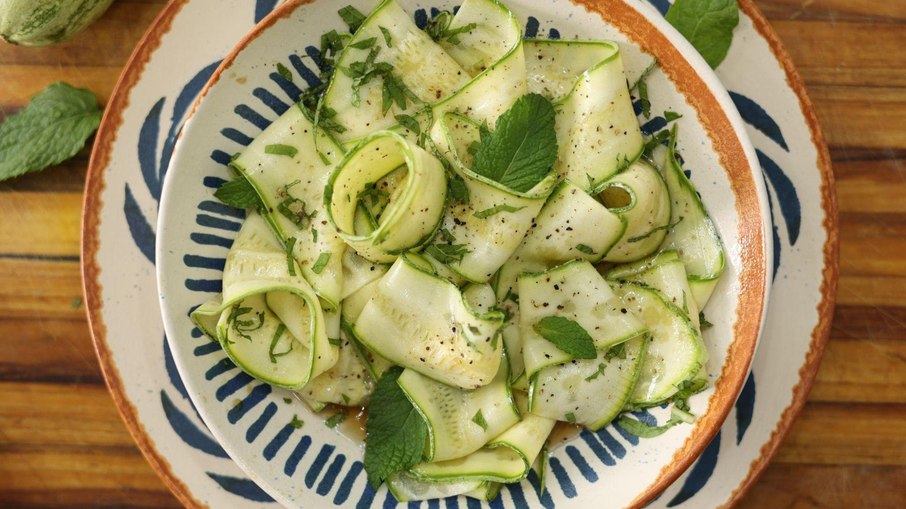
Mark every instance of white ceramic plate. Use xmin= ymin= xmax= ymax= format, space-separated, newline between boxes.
xmin=82 ymin=0 xmax=836 ymax=508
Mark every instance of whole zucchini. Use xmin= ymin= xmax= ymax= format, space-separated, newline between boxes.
xmin=0 ymin=0 xmax=113 ymax=46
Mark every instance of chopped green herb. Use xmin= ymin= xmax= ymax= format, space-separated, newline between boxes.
xmin=616 ymin=415 xmax=677 ymax=438
xmin=341 ymin=393 xmax=351 ymax=405
xmin=472 ymin=410 xmax=488 ymax=430
xmin=268 ymin=323 xmax=292 ymax=363
xmin=338 ymin=5 xmax=366 ymax=32
xmin=326 ymin=409 xmax=347 ymax=428
xmin=471 ymin=94 xmax=558 ymax=192
xmin=276 ymin=62 xmax=293 ymax=82
xmin=665 ymin=0 xmax=739 ymax=68
xmin=699 ymin=311 xmax=713 ymax=330
xmin=285 ymin=237 xmax=297 ymax=276
xmin=439 ymin=227 xmax=457 ymax=243
xmin=425 ymin=11 xmax=477 ymax=45
xmin=277 ymin=195 xmax=314 ymax=228
xmin=565 ymin=412 xmax=577 ymax=424
xmin=283 ymin=397 xmax=293 ymax=404
xmin=643 ymin=129 xmax=671 ymax=155
xmin=228 ymin=304 xmax=265 ymax=342
xmin=328 ymin=336 xmax=342 ymax=346
xmin=312 ymin=252 xmax=332 ymax=274
xmin=0 ymin=82 xmax=102 ymax=182
xmin=584 ymin=363 xmax=607 ymax=381
xmin=671 ymin=378 xmax=709 ymax=412
xmin=447 ymin=172 xmax=470 ymax=202
xmin=504 ymin=288 xmax=519 ymax=304
xmin=290 ymin=414 xmax=305 ymax=429
xmin=364 ymin=367 xmax=429 ymax=488
xmin=604 ymin=342 xmax=627 ymax=360
xmin=575 ymin=243 xmax=596 ymax=255
xmin=394 ymin=114 xmax=421 ymax=134
xmin=473 ymin=204 xmax=526 ymax=219
xmin=637 ymin=78 xmax=651 ymax=119
xmin=382 ymin=73 xmax=409 ymax=115
xmin=215 ymin=176 xmax=264 ymax=210
xmin=424 ymin=243 xmax=470 ymax=264
xmin=71 ymin=297 xmax=82 ymax=309
xmin=265 ymin=143 xmax=299 ymax=157
xmin=349 ymin=36 xmax=377 ymax=49
xmin=533 ymin=316 xmax=597 ymax=360
xmin=379 ymin=26 xmax=393 ymax=47
xmin=665 ymin=110 xmax=682 ymax=122
xmin=311 ymin=226 xmax=318 ymax=243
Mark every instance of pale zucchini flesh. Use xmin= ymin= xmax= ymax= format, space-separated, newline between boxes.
xmin=614 ymin=283 xmax=706 ymax=406
xmin=602 ymin=159 xmax=673 ymax=263
xmin=398 ymin=365 xmax=519 ymax=462
xmin=231 ymin=105 xmax=346 ymax=307
xmin=519 ymin=260 xmax=648 ymax=378
xmin=191 ymin=213 xmax=337 ymax=390
xmin=353 ymin=256 xmax=504 ymax=389
xmin=530 ymin=335 xmax=646 ymax=430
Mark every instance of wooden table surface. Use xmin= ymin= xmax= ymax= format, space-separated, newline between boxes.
xmin=0 ymin=0 xmax=904 ymax=507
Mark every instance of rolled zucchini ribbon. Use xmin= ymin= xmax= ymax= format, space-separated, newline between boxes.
xmin=191 ymin=212 xmax=338 ymax=390
xmin=325 ymin=131 xmax=448 ymax=263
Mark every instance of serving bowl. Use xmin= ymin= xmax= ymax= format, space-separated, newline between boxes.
xmin=156 ymin=0 xmax=770 ymax=507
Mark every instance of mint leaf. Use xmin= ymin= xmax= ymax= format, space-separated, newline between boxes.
xmin=338 ymin=5 xmax=366 ymax=32
xmin=471 ymin=94 xmax=557 ymax=192
xmin=665 ymin=0 xmax=739 ymax=69
xmin=424 ymin=244 xmax=470 ymax=264
xmin=265 ymin=143 xmax=298 ymax=157
xmin=0 ymin=82 xmax=102 ymax=182
xmin=364 ymin=367 xmax=428 ymax=488
xmin=325 ymin=409 xmax=347 ymax=428
xmin=472 ymin=410 xmax=488 ymax=430
xmin=215 ymin=176 xmax=263 ymax=209
xmin=533 ymin=316 xmax=597 ymax=359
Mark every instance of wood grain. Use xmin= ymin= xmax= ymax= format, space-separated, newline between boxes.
xmin=0 ymin=0 xmax=903 ymax=507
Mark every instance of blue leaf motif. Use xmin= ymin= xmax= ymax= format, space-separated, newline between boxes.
xmin=762 ymin=173 xmax=782 ymax=280
xmin=255 ymin=0 xmax=279 ymax=23
xmin=161 ymin=390 xmax=230 ymax=459
xmin=730 ymin=92 xmax=789 ymax=151
xmin=138 ymin=97 xmax=164 ymax=202
xmin=124 ymin=184 xmax=156 ymax=264
xmin=758 ymin=149 xmax=801 ymax=245
xmin=735 ymin=371 xmax=757 ymax=444
xmin=159 ymin=61 xmax=223 ymax=186
xmin=207 ymin=472 xmax=276 ymax=502
xmin=666 ymin=431 xmax=721 ymax=506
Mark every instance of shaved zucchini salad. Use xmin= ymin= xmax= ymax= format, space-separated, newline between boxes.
xmin=191 ymin=0 xmax=724 ymax=501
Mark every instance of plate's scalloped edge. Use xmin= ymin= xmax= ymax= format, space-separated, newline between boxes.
xmin=80 ymin=1 xmax=208 ymax=509
xmin=717 ymin=1 xmax=839 ymax=507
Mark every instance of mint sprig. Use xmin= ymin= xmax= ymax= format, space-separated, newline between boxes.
xmin=665 ymin=0 xmax=739 ymax=69
xmin=533 ymin=316 xmax=597 ymax=359
xmin=0 ymin=82 xmax=102 ymax=182
xmin=214 ymin=176 xmax=264 ymax=210
xmin=471 ymin=94 xmax=557 ymax=193
xmin=364 ymin=367 xmax=428 ymax=488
